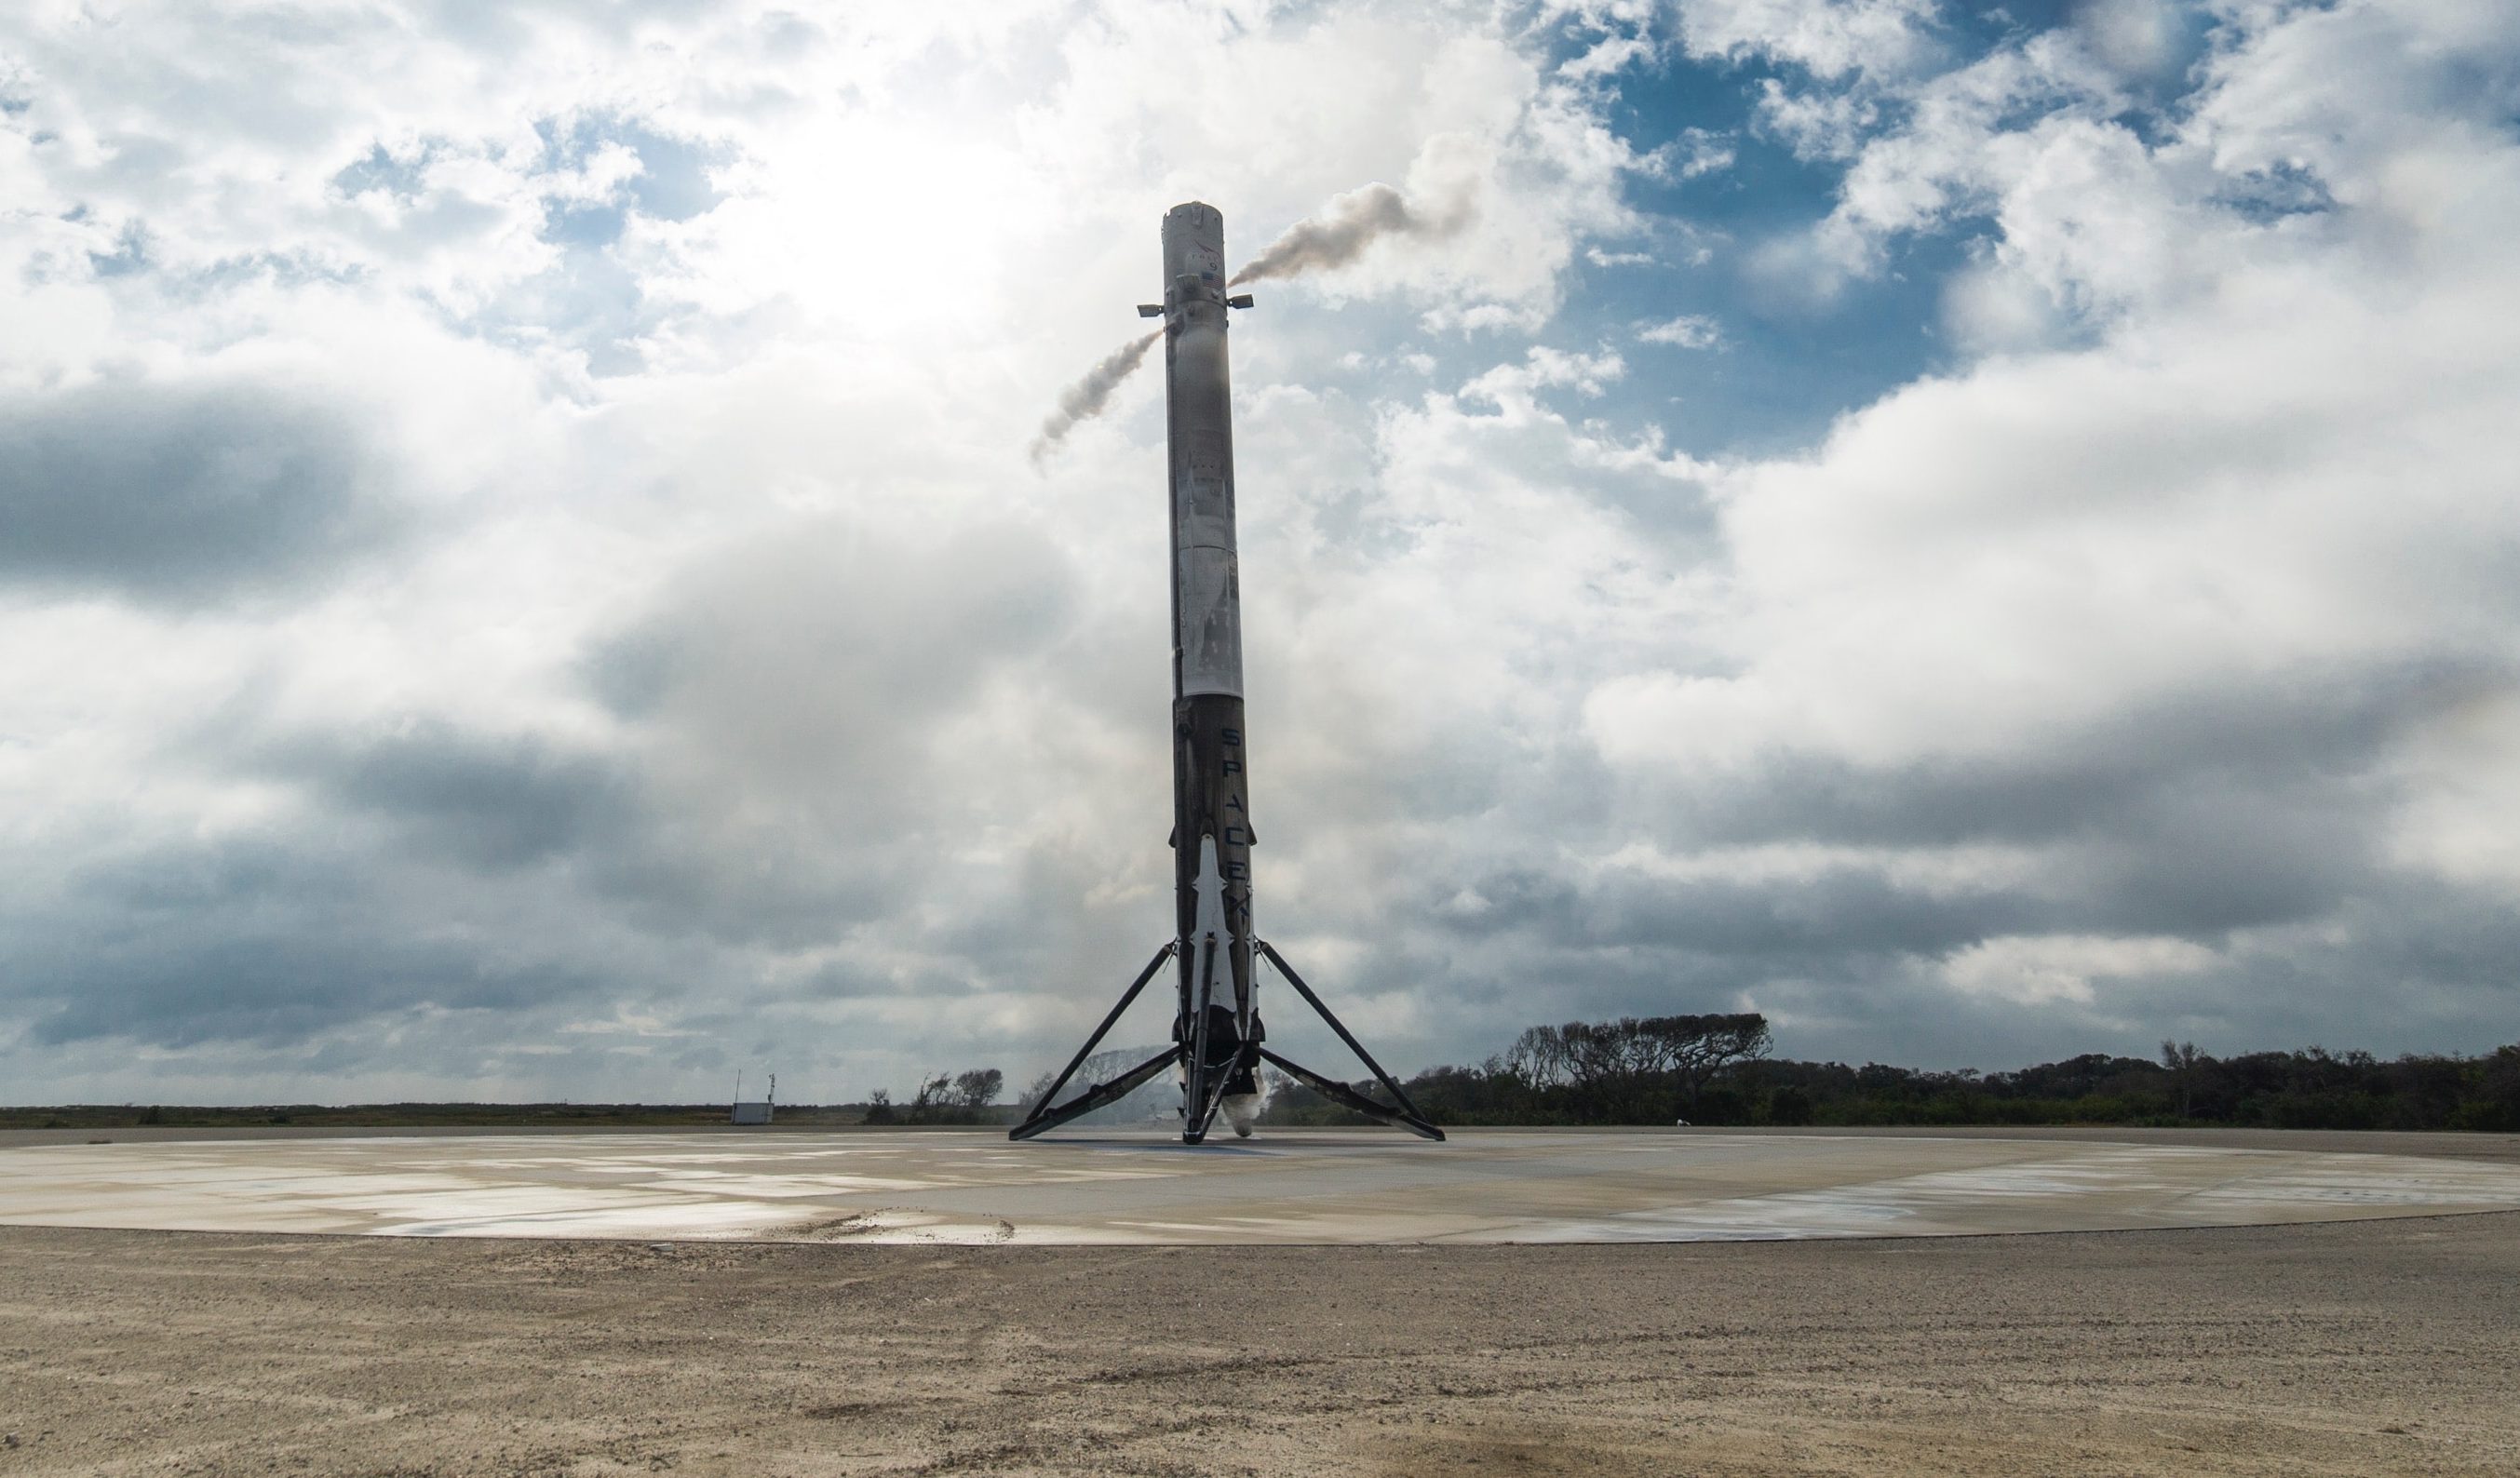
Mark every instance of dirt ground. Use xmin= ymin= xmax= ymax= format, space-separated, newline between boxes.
xmin=3 ymin=1133 xmax=2517 ymax=1476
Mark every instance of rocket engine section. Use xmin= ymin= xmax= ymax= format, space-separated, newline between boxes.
xmin=1157 ymin=203 xmax=1263 ymax=1138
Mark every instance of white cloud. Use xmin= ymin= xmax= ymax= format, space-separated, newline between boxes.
xmin=1636 ymin=313 xmax=1727 ymax=349
xmin=1944 ymin=934 xmax=2218 ymax=1006
xmin=1753 ymin=76 xmax=1883 ymax=161
xmin=1793 ymin=34 xmax=2130 ymax=292
xmin=1675 ymin=0 xmax=1949 ymax=80
xmin=1679 ymin=127 xmax=1738 ymax=178
xmin=2074 ymin=0 xmax=2197 ymax=80
xmin=1561 ymin=34 xmax=1662 ymax=79
xmin=2385 ymin=692 xmax=2520 ymax=896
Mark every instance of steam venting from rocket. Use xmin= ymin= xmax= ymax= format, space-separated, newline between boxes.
xmin=1029 ymin=168 xmax=1478 ymax=467
xmin=1228 ymin=181 xmax=1468 ymax=287
xmin=1029 ymin=330 xmax=1160 ymax=466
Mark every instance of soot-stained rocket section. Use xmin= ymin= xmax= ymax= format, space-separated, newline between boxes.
xmin=1160 ymin=203 xmax=1259 ymax=1125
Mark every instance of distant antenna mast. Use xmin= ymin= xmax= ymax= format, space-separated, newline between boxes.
xmin=732 ymin=1068 xmax=775 ymax=1125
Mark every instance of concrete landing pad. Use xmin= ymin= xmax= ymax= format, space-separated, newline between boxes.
xmin=6 ymin=1130 xmax=2520 ymax=1244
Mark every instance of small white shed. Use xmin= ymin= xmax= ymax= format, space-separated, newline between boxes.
xmin=730 ymin=1071 xmax=775 ymax=1125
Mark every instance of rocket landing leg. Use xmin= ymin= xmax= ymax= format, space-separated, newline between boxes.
xmin=1006 ymin=937 xmax=1444 ymax=1143
xmin=1249 ymin=941 xmax=1444 ymax=1141
xmin=1005 ymin=943 xmax=1175 ymax=1142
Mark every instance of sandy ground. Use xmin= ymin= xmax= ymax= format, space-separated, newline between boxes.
xmin=3 ymin=1198 xmax=2517 ymax=1473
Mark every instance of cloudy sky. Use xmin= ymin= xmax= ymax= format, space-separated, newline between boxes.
xmin=3 ymin=0 xmax=2516 ymax=1106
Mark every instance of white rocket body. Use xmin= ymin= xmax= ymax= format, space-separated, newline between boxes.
xmin=1155 ymin=203 xmax=1263 ymax=1141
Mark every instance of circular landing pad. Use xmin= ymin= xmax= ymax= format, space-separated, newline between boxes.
xmin=5 ymin=1131 xmax=2518 ymax=1245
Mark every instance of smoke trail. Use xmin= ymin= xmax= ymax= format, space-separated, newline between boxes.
xmin=1030 ymin=329 xmax=1160 ymax=466
xmin=1229 ymin=179 xmax=1474 ymax=287
xmin=1031 ymin=166 xmax=1476 ymax=465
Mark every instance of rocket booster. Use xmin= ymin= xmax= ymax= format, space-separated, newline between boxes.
xmin=1145 ymin=203 xmax=1261 ymax=1135
xmin=1004 ymin=203 xmax=1444 ymax=1147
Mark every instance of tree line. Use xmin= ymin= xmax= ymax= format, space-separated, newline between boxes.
xmin=1261 ymin=1017 xmax=2520 ymax=1133
xmin=859 ymin=1068 xmax=1003 ymax=1125
xmin=840 ymin=1021 xmax=2520 ymax=1133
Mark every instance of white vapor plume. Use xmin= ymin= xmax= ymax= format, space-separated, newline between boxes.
xmin=1229 ymin=178 xmax=1476 ymax=286
xmin=1031 ymin=163 xmax=1477 ymax=465
xmin=1030 ymin=330 xmax=1161 ymax=465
